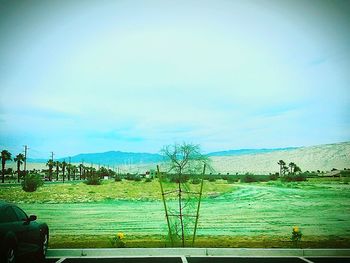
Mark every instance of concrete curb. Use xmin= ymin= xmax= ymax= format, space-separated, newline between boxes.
xmin=46 ymin=248 xmax=350 ymax=258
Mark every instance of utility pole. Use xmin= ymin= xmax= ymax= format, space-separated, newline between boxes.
xmin=23 ymin=145 xmax=29 ymax=174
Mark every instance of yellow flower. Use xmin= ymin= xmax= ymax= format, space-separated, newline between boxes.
xmin=293 ymin=226 xmax=299 ymax=233
xmin=117 ymin=232 xmax=124 ymax=239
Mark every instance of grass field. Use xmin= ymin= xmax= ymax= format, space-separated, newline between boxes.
xmin=1 ymin=178 xmax=350 ymax=248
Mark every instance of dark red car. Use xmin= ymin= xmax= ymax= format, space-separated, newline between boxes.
xmin=0 ymin=201 xmax=49 ymax=263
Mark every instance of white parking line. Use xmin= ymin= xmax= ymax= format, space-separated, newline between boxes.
xmin=181 ymin=256 xmax=188 ymax=263
xmin=55 ymin=258 xmax=66 ymax=263
xmin=299 ymin=257 xmax=314 ymax=263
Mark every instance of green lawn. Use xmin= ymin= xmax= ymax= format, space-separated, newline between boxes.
xmin=1 ymin=178 xmax=350 ymax=248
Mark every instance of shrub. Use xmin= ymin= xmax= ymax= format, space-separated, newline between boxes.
xmin=22 ymin=173 xmax=44 ymax=192
xmin=85 ymin=173 xmax=101 ymax=185
xmin=190 ymin=178 xmax=201 ymax=184
xmin=281 ymin=173 xmax=307 ymax=182
xmin=134 ymin=175 xmax=142 ymax=182
xmin=291 ymin=226 xmax=302 ymax=247
xmin=340 ymin=170 xmax=350 ymax=177
xmin=145 ymin=177 xmax=152 ymax=182
xmin=169 ymin=174 xmax=189 ymax=183
xmin=242 ymin=174 xmax=258 ymax=183
xmin=114 ymin=175 xmax=122 ymax=182
xmin=125 ymin=173 xmax=141 ymax=181
xmin=208 ymin=177 xmax=216 ymax=182
xmin=110 ymin=232 xmax=126 ymax=248
xmin=227 ymin=177 xmax=238 ymax=184
xmin=269 ymin=173 xmax=279 ymax=181
xmin=125 ymin=174 xmax=132 ymax=180
xmin=221 ymin=175 xmax=229 ymax=180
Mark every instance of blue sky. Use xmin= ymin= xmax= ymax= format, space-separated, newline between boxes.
xmin=0 ymin=0 xmax=349 ymax=158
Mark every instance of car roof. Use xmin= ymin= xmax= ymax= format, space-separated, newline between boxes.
xmin=0 ymin=200 xmax=14 ymax=208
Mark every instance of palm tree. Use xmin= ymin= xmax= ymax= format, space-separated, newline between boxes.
xmin=71 ymin=165 xmax=77 ymax=180
xmin=277 ymin=160 xmax=286 ymax=176
xmin=289 ymin=162 xmax=296 ymax=174
xmin=1 ymin=150 xmax=12 ymax=183
xmin=61 ymin=160 xmax=67 ymax=182
xmin=294 ymin=165 xmax=301 ymax=174
xmin=14 ymin=153 xmax=25 ymax=182
xmin=282 ymin=165 xmax=289 ymax=175
xmin=79 ymin=164 xmax=84 ymax=180
xmin=67 ymin=163 xmax=71 ymax=181
xmin=46 ymin=160 xmax=54 ymax=181
xmin=55 ymin=161 xmax=61 ymax=181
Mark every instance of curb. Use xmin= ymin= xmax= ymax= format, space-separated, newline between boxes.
xmin=47 ymin=248 xmax=350 ymax=258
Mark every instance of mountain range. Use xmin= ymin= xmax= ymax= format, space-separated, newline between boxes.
xmin=27 ymin=147 xmax=300 ymax=165
xmin=26 ymin=142 xmax=349 ymax=173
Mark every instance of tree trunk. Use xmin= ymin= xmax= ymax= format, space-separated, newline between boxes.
xmin=17 ymin=163 xmax=20 ymax=183
xmin=49 ymin=167 xmax=52 ymax=181
xmin=1 ymin=161 xmax=5 ymax=183
xmin=178 ymin=170 xmax=185 ymax=247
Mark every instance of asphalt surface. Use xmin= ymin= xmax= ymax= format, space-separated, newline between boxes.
xmin=43 ymin=257 xmax=350 ymax=263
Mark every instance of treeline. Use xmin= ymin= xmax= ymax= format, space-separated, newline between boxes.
xmin=1 ymin=149 xmax=26 ymax=183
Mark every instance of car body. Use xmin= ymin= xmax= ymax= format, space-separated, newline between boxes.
xmin=0 ymin=201 xmax=49 ymax=263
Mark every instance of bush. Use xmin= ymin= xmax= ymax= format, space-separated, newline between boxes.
xmin=227 ymin=177 xmax=238 ymax=184
xmin=125 ymin=173 xmax=141 ymax=181
xmin=208 ymin=177 xmax=216 ymax=182
xmin=169 ymin=174 xmax=189 ymax=183
xmin=133 ymin=175 xmax=141 ymax=181
xmin=269 ymin=173 xmax=279 ymax=181
xmin=22 ymin=173 xmax=44 ymax=192
xmin=221 ymin=175 xmax=229 ymax=180
xmin=242 ymin=174 xmax=258 ymax=183
xmin=281 ymin=173 xmax=307 ymax=182
xmin=190 ymin=178 xmax=201 ymax=184
xmin=340 ymin=170 xmax=350 ymax=177
xmin=85 ymin=174 xmax=101 ymax=185
xmin=145 ymin=177 xmax=152 ymax=183
xmin=114 ymin=175 xmax=122 ymax=182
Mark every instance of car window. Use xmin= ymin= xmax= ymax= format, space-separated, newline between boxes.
xmin=12 ymin=206 xmax=28 ymax=221
xmin=0 ymin=207 xmax=18 ymax=223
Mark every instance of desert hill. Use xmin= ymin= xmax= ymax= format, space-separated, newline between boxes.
xmin=209 ymin=142 xmax=350 ymax=174
xmin=17 ymin=141 xmax=350 ymax=174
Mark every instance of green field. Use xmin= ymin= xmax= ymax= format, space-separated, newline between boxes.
xmin=1 ymin=179 xmax=350 ymax=248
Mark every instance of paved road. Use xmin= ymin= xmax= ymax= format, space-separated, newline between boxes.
xmin=44 ymin=257 xmax=350 ymax=263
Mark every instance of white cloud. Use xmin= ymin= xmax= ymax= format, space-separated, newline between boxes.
xmin=1 ymin=0 xmax=349 ymax=157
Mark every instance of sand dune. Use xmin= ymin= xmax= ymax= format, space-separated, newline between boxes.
xmin=210 ymin=142 xmax=350 ymax=174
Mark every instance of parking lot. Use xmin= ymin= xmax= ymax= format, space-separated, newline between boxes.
xmin=38 ymin=248 xmax=350 ymax=263
xmin=44 ymin=256 xmax=350 ymax=263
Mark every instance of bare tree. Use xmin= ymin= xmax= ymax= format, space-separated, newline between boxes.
xmin=161 ymin=142 xmax=210 ymax=175
xmin=160 ymin=142 xmax=210 ymax=247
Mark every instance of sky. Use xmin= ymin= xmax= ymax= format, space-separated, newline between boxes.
xmin=0 ymin=0 xmax=349 ymax=158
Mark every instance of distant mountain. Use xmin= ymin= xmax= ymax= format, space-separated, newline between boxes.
xmin=66 ymin=151 xmax=164 ymax=165
xmin=208 ymin=147 xmax=299 ymax=157
xmin=26 ymin=142 xmax=349 ymax=173
xmin=210 ymin=141 xmax=350 ymax=174
xmin=28 ymin=151 xmax=163 ymax=165
xmin=27 ymin=146 xmax=300 ymax=165
xmin=26 ymin=158 xmax=49 ymax=163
